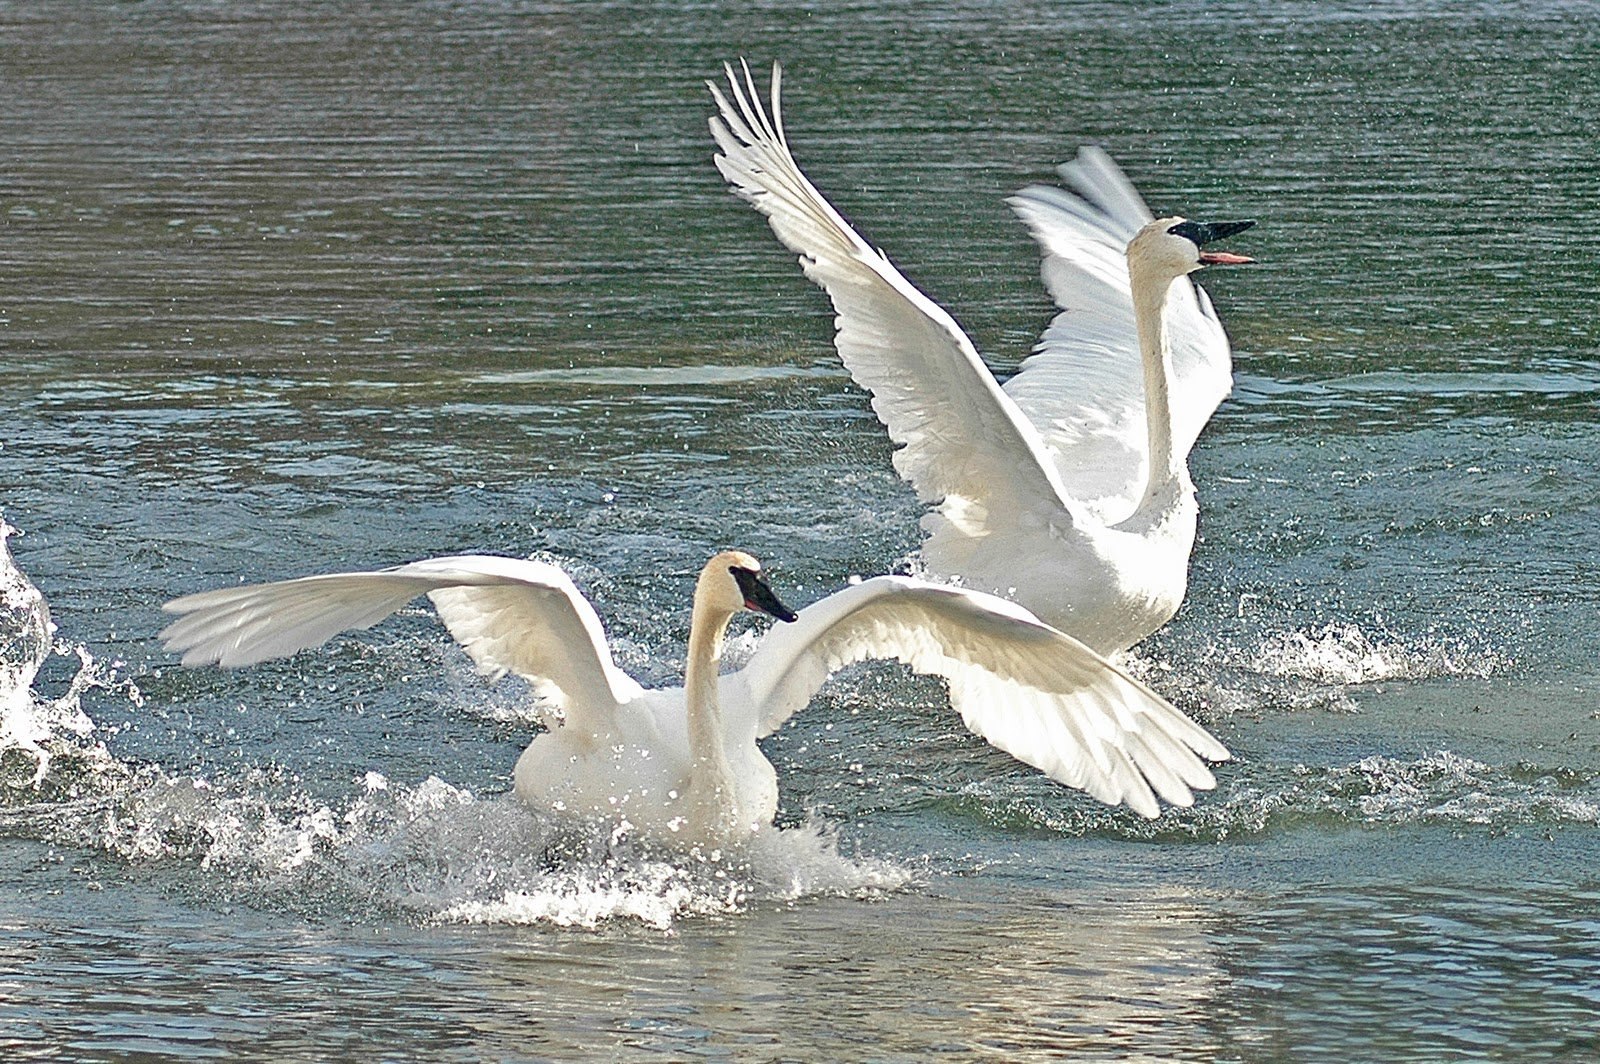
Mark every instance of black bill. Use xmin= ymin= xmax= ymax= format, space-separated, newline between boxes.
xmin=731 ymin=566 xmax=799 ymax=623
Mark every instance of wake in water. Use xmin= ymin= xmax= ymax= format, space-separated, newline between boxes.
xmin=15 ymin=765 xmax=911 ymax=930
xmin=956 ymin=748 xmax=1600 ymax=843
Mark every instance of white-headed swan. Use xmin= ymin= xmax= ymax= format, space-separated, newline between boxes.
xmin=709 ymin=63 xmax=1254 ymax=655
xmin=162 ymin=550 xmax=1229 ymax=843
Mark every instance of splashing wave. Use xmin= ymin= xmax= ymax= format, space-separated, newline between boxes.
xmin=51 ymin=768 xmax=911 ymax=929
xmin=1248 ymin=623 xmax=1505 ymax=685
xmin=5 ymin=727 xmax=914 ymax=930
xmin=2 ymin=516 xmax=144 ymax=789
xmin=1125 ymin=617 xmax=1514 ymax=722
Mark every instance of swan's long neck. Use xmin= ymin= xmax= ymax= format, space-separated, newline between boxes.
xmin=683 ymin=585 xmax=738 ymax=825
xmin=1130 ymin=266 xmax=1187 ymax=514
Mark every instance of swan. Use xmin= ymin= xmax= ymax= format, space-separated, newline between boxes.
xmin=709 ymin=62 xmax=1255 ymax=655
xmin=161 ymin=550 xmax=1229 ymax=843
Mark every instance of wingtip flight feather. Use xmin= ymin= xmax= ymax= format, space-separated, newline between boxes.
xmin=737 ymin=575 xmax=1229 ymax=821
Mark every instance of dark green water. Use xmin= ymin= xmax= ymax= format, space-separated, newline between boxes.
xmin=3 ymin=2 xmax=1599 ymax=1060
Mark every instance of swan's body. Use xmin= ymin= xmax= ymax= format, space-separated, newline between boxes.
xmin=162 ymin=550 xmax=1229 ymax=843
xmin=710 ymin=64 xmax=1254 ymax=654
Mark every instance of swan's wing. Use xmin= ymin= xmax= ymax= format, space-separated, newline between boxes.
xmin=1004 ymin=148 xmax=1235 ymax=519
xmin=709 ymin=61 xmax=1075 ymax=527
xmin=732 ymin=576 xmax=1229 ymax=818
xmin=161 ymin=554 xmax=642 ymax=729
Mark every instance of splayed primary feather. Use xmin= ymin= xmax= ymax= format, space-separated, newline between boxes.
xmin=709 ymin=62 xmax=1250 ymax=655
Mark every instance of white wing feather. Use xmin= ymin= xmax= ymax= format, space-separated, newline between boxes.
xmin=709 ymin=61 xmax=1075 ymax=525
xmin=161 ymin=555 xmax=643 ymax=730
xmin=1005 ymin=149 xmax=1235 ymax=519
xmin=732 ymin=577 xmax=1230 ymax=818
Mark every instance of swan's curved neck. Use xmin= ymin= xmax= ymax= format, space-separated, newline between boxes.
xmin=683 ymin=585 xmax=738 ymax=819
xmin=1130 ymin=267 xmax=1186 ymax=512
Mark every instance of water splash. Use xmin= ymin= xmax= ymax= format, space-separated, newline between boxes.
xmin=1 ymin=517 xmax=142 ymax=789
xmin=12 ymin=753 xmax=911 ymax=930
xmin=1127 ymin=617 xmax=1513 ymax=723
xmin=1 ymin=517 xmax=56 ymax=766
xmin=1 ymin=521 xmax=902 ymax=929
xmin=330 ymin=780 xmax=911 ymax=929
xmin=434 ymin=817 xmax=909 ymax=931
xmin=1249 ymin=623 xmax=1504 ymax=686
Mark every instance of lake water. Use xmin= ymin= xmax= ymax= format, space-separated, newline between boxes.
xmin=4 ymin=1 xmax=1599 ymax=1060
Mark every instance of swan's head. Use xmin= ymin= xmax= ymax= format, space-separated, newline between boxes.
xmin=700 ymin=550 xmax=798 ymax=623
xmin=1128 ymin=216 xmax=1255 ymax=280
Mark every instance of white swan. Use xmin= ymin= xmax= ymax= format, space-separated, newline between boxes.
xmin=709 ymin=63 xmax=1255 ymax=655
xmin=162 ymin=550 xmax=1229 ymax=843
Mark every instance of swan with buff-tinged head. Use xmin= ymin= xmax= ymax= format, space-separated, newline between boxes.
xmin=161 ymin=551 xmax=1229 ymax=844
xmin=709 ymin=62 xmax=1254 ymax=655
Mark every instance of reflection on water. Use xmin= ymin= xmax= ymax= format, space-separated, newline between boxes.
xmin=10 ymin=842 xmax=1597 ymax=1061
xmin=584 ymin=885 xmax=1227 ymax=1061
xmin=1214 ymin=878 xmax=1600 ymax=1060
xmin=0 ymin=847 xmax=1229 ymax=1061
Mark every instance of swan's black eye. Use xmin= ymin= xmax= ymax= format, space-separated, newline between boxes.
xmin=1168 ymin=219 xmax=1255 ymax=248
xmin=1167 ymin=220 xmax=1205 ymax=247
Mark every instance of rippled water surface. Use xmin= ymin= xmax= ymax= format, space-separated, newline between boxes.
xmin=4 ymin=1 xmax=1599 ymax=1060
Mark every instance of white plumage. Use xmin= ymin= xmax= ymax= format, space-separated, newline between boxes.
xmin=163 ymin=550 xmax=1229 ymax=843
xmin=710 ymin=62 xmax=1253 ymax=654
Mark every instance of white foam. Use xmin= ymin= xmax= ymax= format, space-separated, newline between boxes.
xmin=57 ymin=758 xmax=912 ymax=930
xmin=1249 ymin=623 xmax=1503 ymax=685
xmin=1 ymin=517 xmax=142 ymax=786
xmin=440 ymin=862 xmax=735 ymax=930
xmin=405 ymin=798 xmax=915 ymax=931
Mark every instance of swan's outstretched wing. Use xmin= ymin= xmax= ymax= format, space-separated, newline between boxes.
xmin=709 ymin=61 xmax=1076 ymax=531
xmin=1004 ymin=148 xmax=1236 ymax=520
xmin=732 ymin=576 xmax=1229 ymax=818
xmin=161 ymin=554 xmax=642 ymax=729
